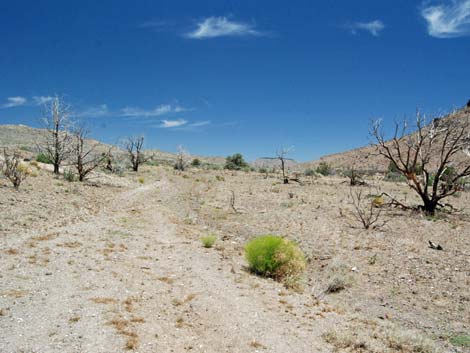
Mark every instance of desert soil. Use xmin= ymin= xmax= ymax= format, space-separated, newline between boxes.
xmin=1 ymin=165 xmax=469 ymax=353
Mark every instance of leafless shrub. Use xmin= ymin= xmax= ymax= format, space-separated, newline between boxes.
xmin=123 ymin=136 xmax=149 ymax=172
xmin=371 ymin=111 xmax=470 ymax=215
xmin=1 ymin=149 xmax=30 ymax=189
xmin=70 ymin=125 xmax=110 ymax=181
xmin=174 ymin=145 xmax=189 ymax=171
xmin=349 ymin=187 xmax=385 ymax=229
xmin=345 ymin=167 xmax=366 ymax=186
xmin=39 ymin=96 xmax=73 ymax=174
xmin=276 ymin=146 xmax=294 ymax=184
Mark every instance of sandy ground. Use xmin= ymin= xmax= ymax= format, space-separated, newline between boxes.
xmin=1 ymin=165 xmax=469 ymax=353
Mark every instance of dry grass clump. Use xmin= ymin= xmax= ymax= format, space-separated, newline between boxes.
xmin=323 ymin=330 xmax=368 ymax=351
xmin=249 ymin=340 xmax=267 ymax=349
xmin=0 ymin=290 xmax=28 ymax=298
xmin=319 ymin=260 xmax=355 ymax=296
xmin=32 ymin=233 xmax=58 ymax=241
xmin=385 ymin=329 xmax=438 ymax=353
xmin=245 ymin=235 xmax=306 ymax=287
xmin=90 ymin=297 xmax=117 ymax=304
xmin=323 ymin=320 xmax=439 ymax=353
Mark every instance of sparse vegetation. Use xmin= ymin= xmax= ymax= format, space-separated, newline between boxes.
xmin=450 ymin=334 xmax=470 ymax=348
xmin=316 ymin=162 xmax=332 ymax=176
xmin=191 ymin=158 xmax=201 ymax=167
xmin=1 ymin=149 xmax=31 ymax=189
xmin=225 ymin=153 xmax=248 ymax=170
xmin=63 ymin=169 xmax=76 ymax=182
xmin=304 ymin=168 xmax=315 ymax=177
xmin=200 ymin=234 xmax=217 ymax=248
xmin=349 ymin=187 xmax=386 ymax=229
xmin=35 ymin=152 xmax=53 ymax=164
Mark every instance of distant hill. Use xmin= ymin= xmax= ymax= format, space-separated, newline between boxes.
xmin=0 ymin=124 xmax=227 ymax=166
xmin=251 ymin=157 xmax=298 ymax=170
xmin=301 ymin=107 xmax=470 ymax=173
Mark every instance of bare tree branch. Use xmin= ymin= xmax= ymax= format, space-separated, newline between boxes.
xmin=70 ymin=124 xmax=111 ymax=181
xmin=371 ymin=111 xmax=470 ymax=215
xmin=39 ymin=96 xmax=73 ymax=174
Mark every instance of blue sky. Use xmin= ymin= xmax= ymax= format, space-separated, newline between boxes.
xmin=0 ymin=0 xmax=469 ymax=161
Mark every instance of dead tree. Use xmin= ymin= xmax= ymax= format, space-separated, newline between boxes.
xmin=174 ymin=145 xmax=189 ymax=171
xmin=124 ymin=136 xmax=149 ymax=172
xmin=40 ymin=96 xmax=72 ymax=174
xmin=276 ymin=146 xmax=294 ymax=184
xmin=371 ymin=111 xmax=470 ymax=215
xmin=1 ymin=149 xmax=30 ymax=190
xmin=70 ymin=125 xmax=110 ymax=181
xmin=349 ymin=187 xmax=385 ymax=229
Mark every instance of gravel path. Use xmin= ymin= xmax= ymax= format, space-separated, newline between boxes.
xmin=1 ymin=179 xmax=335 ymax=353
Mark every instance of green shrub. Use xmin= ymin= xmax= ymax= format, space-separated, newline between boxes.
xmin=245 ymin=235 xmax=306 ymax=283
xmin=138 ymin=177 xmax=145 ymax=184
xmin=64 ymin=169 xmax=76 ymax=182
xmin=200 ymin=235 xmax=217 ymax=248
xmin=145 ymin=159 xmax=159 ymax=166
xmin=304 ymin=168 xmax=315 ymax=176
xmin=36 ymin=152 xmax=53 ymax=164
xmin=450 ymin=334 xmax=470 ymax=348
xmin=316 ymin=162 xmax=332 ymax=176
xmin=191 ymin=158 xmax=201 ymax=167
xmin=19 ymin=145 xmax=33 ymax=152
xmin=225 ymin=153 xmax=248 ymax=170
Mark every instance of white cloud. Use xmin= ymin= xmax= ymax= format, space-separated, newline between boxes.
xmin=121 ymin=104 xmax=187 ymax=117
xmin=186 ymin=16 xmax=260 ymax=39
xmin=75 ymin=104 xmax=110 ymax=118
xmin=159 ymin=119 xmax=188 ymax=128
xmin=189 ymin=120 xmax=211 ymax=127
xmin=2 ymin=96 xmax=27 ymax=108
xmin=32 ymin=96 xmax=54 ymax=105
xmin=421 ymin=0 xmax=470 ymax=38
xmin=349 ymin=20 xmax=385 ymax=36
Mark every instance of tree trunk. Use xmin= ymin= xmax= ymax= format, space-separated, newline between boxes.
xmin=422 ymin=198 xmax=438 ymax=215
xmin=54 ymin=163 xmax=59 ymax=174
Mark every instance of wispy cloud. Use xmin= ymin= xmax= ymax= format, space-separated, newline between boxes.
xmin=186 ymin=16 xmax=261 ymax=39
xmin=2 ymin=96 xmax=27 ymax=108
xmin=159 ymin=119 xmax=188 ymax=128
xmin=189 ymin=120 xmax=210 ymax=127
xmin=421 ymin=0 xmax=470 ymax=38
xmin=348 ymin=20 xmax=385 ymax=36
xmin=75 ymin=104 xmax=110 ymax=118
xmin=120 ymin=104 xmax=188 ymax=117
xmin=33 ymin=96 xmax=54 ymax=105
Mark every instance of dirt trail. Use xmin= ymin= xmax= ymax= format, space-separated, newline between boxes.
xmin=1 ymin=178 xmax=335 ymax=353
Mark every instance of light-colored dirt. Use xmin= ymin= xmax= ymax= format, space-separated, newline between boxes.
xmin=0 ymin=172 xmax=336 ymax=353
xmin=1 ymin=165 xmax=469 ymax=353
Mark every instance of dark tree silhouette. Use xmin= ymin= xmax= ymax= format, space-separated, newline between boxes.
xmin=371 ymin=111 xmax=470 ymax=215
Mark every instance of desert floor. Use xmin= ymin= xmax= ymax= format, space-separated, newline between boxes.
xmin=1 ymin=165 xmax=469 ymax=353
